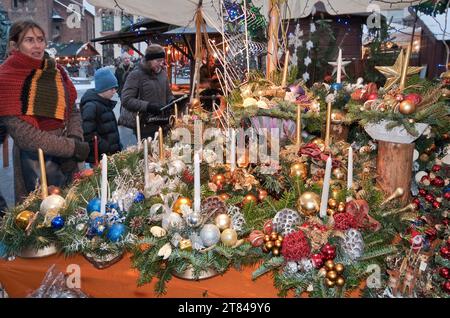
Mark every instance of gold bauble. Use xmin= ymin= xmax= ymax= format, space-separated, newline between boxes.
xmin=399 ymin=100 xmax=416 ymax=115
xmin=218 ymin=193 xmax=231 ymax=201
xmin=264 ymin=234 xmax=271 ymax=242
xmin=15 ymin=210 xmax=35 ymax=230
xmin=328 ymin=198 xmax=337 ymax=209
xmin=47 ymin=185 xmax=61 ymax=196
xmin=337 ymin=202 xmax=346 ymax=213
xmin=272 ymin=247 xmax=280 ymax=256
xmin=265 ymin=241 xmax=274 ymax=249
xmin=335 ymin=276 xmax=345 ymax=287
xmin=334 ymin=263 xmax=344 ymax=274
xmin=277 ymin=235 xmax=283 ymax=242
xmin=326 ymin=270 xmax=338 ymax=281
xmin=324 ymin=260 xmax=335 ymax=271
xmin=419 ymin=153 xmax=429 ymax=162
xmin=298 ymin=192 xmax=320 ymax=216
xmin=290 ymin=162 xmax=308 ymax=180
xmin=318 ymin=267 xmax=327 ymax=277
xmin=172 ymin=197 xmax=192 ymax=214
xmin=243 ymin=194 xmax=258 ymax=205
xmin=325 ymin=278 xmax=336 ymax=288
xmin=215 ymin=213 xmax=231 ymax=231
xmin=258 ymin=189 xmax=268 ymax=201
xmin=311 ymin=138 xmax=325 ymax=152
xmin=270 ymin=232 xmax=278 ymax=241
xmin=220 ymin=228 xmax=238 ymax=247
xmin=327 ymin=208 xmax=335 ymax=216
xmin=211 ymin=174 xmax=226 ymax=186
xmin=332 ymin=167 xmax=345 ymax=180
xmin=274 ymin=240 xmax=282 ymax=248
xmin=331 ymin=189 xmax=340 ymax=200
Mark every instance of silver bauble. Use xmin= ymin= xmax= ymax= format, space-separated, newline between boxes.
xmin=161 ymin=212 xmax=184 ymax=230
xmin=199 ymin=224 xmax=221 ymax=247
xmin=40 ymin=194 xmax=66 ymax=216
xmin=186 ymin=212 xmax=203 ymax=228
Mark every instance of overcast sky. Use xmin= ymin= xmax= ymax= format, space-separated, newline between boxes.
xmin=83 ymin=0 xmax=95 ymax=15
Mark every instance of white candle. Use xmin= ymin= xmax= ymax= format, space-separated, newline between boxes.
xmin=336 ymin=48 xmax=342 ymax=84
xmin=136 ymin=114 xmax=141 ymax=147
xmin=144 ymin=139 xmax=149 ymax=189
xmin=100 ymin=154 xmax=108 ymax=215
xmin=347 ymin=146 xmax=353 ymax=190
xmin=230 ymin=129 xmax=236 ymax=172
xmin=194 ymin=152 xmax=201 ymax=213
xmin=319 ymin=156 xmax=332 ymax=218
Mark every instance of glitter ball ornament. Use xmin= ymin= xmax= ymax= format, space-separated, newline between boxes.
xmin=285 ymin=261 xmax=299 ymax=274
xmin=272 ymin=208 xmax=302 ymax=236
xmin=40 ymin=194 xmax=66 ymax=216
xmin=221 ymin=228 xmax=238 ymax=247
xmin=341 ymin=229 xmax=364 ymax=260
xmin=200 ymin=224 xmax=221 ymax=247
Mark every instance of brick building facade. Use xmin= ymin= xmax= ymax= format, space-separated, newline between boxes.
xmin=0 ymin=0 xmax=94 ymax=44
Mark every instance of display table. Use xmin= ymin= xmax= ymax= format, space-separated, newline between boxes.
xmin=0 ymin=253 xmax=284 ymax=298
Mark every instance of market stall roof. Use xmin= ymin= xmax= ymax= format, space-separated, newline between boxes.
xmin=48 ymin=42 xmax=99 ymax=57
xmin=87 ymin=0 xmax=423 ymax=28
xmin=163 ymin=25 xmax=218 ymax=34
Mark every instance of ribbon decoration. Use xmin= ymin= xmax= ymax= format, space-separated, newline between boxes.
xmin=299 ymin=143 xmax=341 ymax=167
xmin=344 ymin=199 xmax=381 ymax=231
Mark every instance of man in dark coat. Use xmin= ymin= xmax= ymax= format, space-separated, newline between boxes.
xmin=114 ymin=52 xmax=134 ymax=97
xmin=119 ymin=44 xmax=175 ymax=140
xmin=80 ymin=67 xmax=121 ymax=165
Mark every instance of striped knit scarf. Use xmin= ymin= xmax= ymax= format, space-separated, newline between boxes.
xmin=0 ymin=50 xmax=76 ymax=130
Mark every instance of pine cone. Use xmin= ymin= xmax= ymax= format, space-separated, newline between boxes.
xmin=202 ymin=196 xmax=227 ymax=220
xmin=181 ymin=169 xmax=194 ymax=184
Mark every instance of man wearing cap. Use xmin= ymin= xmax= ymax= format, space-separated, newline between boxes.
xmin=119 ymin=44 xmax=175 ymax=140
xmin=80 ymin=67 xmax=121 ymax=165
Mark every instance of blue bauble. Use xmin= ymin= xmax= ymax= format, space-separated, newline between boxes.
xmin=106 ymin=202 xmax=120 ymax=212
xmin=107 ymin=223 xmax=127 ymax=242
xmin=90 ymin=216 xmax=106 ymax=236
xmin=51 ymin=216 xmax=65 ymax=230
xmin=87 ymin=198 xmax=101 ymax=214
xmin=330 ymin=83 xmax=343 ymax=91
xmin=444 ymin=185 xmax=450 ymax=194
xmin=134 ymin=192 xmax=145 ymax=203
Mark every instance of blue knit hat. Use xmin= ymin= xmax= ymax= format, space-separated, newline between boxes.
xmin=94 ymin=67 xmax=118 ymax=93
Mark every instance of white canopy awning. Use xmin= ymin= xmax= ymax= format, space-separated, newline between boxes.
xmin=87 ymin=0 xmax=423 ymax=28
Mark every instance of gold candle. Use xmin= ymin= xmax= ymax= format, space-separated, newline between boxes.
xmin=281 ymin=50 xmax=289 ymax=88
xmin=296 ymin=104 xmax=302 ymax=147
xmin=38 ymin=148 xmax=48 ymax=198
xmin=324 ymin=101 xmax=332 ymax=148
xmin=399 ymin=44 xmax=412 ymax=91
xmin=159 ymin=126 xmax=164 ymax=160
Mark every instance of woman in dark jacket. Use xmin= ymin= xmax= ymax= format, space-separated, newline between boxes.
xmin=80 ymin=67 xmax=121 ymax=165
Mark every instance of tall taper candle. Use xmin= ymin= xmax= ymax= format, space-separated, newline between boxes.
xmin=319 ymin=155 xmax=332 ymax=218
xmin=296 ymin=105 xmax=302 ymax=147
xmin=144 ymin=139 xmax=149 ymax=189
xmin=230 ymin=129 xmax=236 ymax=171
xmin=159 ymin=126 xmax=164 ymax=160
xmin=136 ymin=114 xmax=141 ymax=147
xmin=38 ymin=148 xmax=48 ymax=199
xmin=336 ymin=48 xmax=342 ymax=84
xmin=100 ymin=154 xmax=107 ymax=215
xmin=194 ymin=152 xmax=201 ymax=213
xmin=347 ymin=146 xmax=353 ymax=190
xmin=324 ymin=101 xmax=332 ymax=148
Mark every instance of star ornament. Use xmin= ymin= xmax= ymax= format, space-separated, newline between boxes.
xmin=375 ymin=49 xmax=423 ymax=91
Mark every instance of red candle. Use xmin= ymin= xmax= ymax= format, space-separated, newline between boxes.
xmin=94 ymin=135 xmax=99 ymax=167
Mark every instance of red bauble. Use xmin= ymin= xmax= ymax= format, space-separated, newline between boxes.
xmin=432 ymin=176 xmax=445 ymax=187
xmin=181 ymin=169 xmax=194 ymax=184
xmin=367 ymin=93 xmax=378 ymax=101
xmin=421 ymin=175 xmax=430 ymax=183
xmin=425 ymin=194 xmax=435 ymax=202
xmin=395 ymin=93 xmax=404 ymax=101
xmin=412 ymin=198 xmax=421 ymax=208
xmin=439 ymin=267 xmax=450 ymax=279
xmin=311 ymin=253 xmax=324 ymax=269
xmin=442 ymin=281 xmax=450 ymax=294
xmin=321 ymin=243 xmax=336 ymax=260
xmin=440 ymin=246 xmax=450 ymax=259
xmin=445 ymin=192 xmax=450 ymax=200
xmin=263 ymin=219 xmax=273 ymax=235
xmin=432 ymin=165 xmax=442 ymax=172
xmin=419 ymin=189 xmax=427 ymax=197
xmin=404 ymin=93 xmax=422 ymax=105
xmin=432 ymin=201 xmax=441 ymax=209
